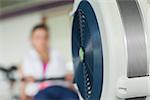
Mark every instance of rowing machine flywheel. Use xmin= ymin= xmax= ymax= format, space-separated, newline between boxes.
xmin=72 ymin=1 xmax=103 ymax=99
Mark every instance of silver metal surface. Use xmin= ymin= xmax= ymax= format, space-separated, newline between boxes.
xmin=117 ymin=0 xmax=148 ymax=99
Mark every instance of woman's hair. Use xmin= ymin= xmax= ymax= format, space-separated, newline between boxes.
xmin=31 ymin=24 xmax=49 ymax=37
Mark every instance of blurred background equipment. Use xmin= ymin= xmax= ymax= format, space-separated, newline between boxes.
xmin=72 ymin=0 xmax=150 ymax=100
xmin=0 ymin=65 xmax=19 ymax=100
xmin=0 ymin=65 xmax=17 ymax=82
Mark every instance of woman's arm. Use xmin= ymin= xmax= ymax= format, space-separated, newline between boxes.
xmin=20 ymin=80 xmax=27 ymax=100
xmin=19 ymin=67 xmax=27 ymax=100
xmin=19 ymin=66 xmax=35 ymax=100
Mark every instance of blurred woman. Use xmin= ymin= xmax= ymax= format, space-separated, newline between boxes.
xmin=20 ymin=24 xmax=79 ymax=100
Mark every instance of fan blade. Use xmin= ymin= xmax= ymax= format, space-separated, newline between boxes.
xmin=74 ymin=62 xmax=86 ymax=98
xmin=84 ymin=38 xmax=93 ymax=73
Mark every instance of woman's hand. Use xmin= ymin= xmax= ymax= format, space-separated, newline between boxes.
xmin=25 ymin=76 xmax=35 ymax=83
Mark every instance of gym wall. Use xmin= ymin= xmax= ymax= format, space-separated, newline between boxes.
xmin=0 ymin=4 xmax=73 ymax=72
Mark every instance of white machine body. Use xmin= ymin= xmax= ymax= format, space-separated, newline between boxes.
xmin=71 ymin=0 xmax=150 ymax=100
xmin=117 ymin=76 xmax=150 ymax=99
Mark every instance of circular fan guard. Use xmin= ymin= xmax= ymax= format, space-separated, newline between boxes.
xmin=72 ymin=1 xmax=103 ymax=99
